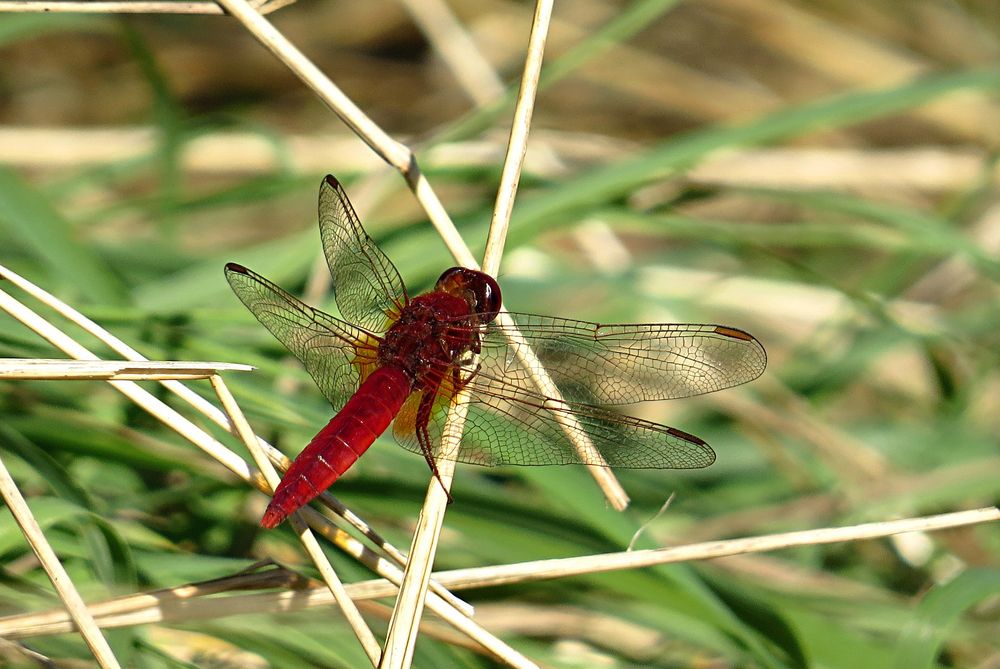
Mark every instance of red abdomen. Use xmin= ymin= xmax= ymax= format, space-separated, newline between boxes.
xmin=261 ymin=366 xmax=411 ymax=528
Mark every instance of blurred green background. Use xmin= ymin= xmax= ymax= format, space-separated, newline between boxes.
xmin=0 ymin=1 xmax=998 ymax=667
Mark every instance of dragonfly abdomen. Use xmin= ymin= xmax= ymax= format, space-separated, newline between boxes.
xmin=260 ymin=365 xmax=412 ymax=528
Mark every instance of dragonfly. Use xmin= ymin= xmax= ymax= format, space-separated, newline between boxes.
xmin=226 ymin=176 xmax=766 ymax=528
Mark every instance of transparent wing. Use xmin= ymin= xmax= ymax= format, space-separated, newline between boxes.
xmin=391 ymin=315 xmax=765 ymax=468
xmin=393 ymin=373 xmax=715 ymax=469
xmin=479 ymin=314 xmax=767 ymax=405
xmin=318 ymin=175 xmax=408 ymax=334
xmin=225 ymin=263 xmax=380 ymax=412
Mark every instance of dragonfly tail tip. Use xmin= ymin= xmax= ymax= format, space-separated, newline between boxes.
xmin=260 ymin=509 xmax=285 ymax=529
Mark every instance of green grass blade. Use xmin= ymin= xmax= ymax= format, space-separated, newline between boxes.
xmin=893 ymin=567 xmax=1000 ymax=669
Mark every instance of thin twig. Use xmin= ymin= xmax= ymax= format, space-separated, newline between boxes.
xmin=482 ymin=0 xmax=553 ymax=275
xmin=384 ymin=3 xmax=560 ymax=665
xmin=480 ymin=0 xmax=629 ymax=509
xmin=210 ymin=375 xmax=382 ymax=666
xmin=0 ymin=1 xmax=227 ymax=12
xmin=0 ymin=359 xmax=251 ymax=380
xmin=3 ymin=507 xmax=995 ymax=638
xmin=381 ymin=396 xmax=472 ymax=669
xmin=436 ymin=507 xmax=1000 ymax=588
xmin=627 ymin=493 xmax=675 ymax=551
xmin=0 ymin=0 xmax=291 ymax=13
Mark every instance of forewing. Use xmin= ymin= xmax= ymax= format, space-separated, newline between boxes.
xmin=479 ymin=314 xmax=766 ymax=405
xmin=318 ymin=176 xmax=408 ymax=333
xmin=225 ymin=263 xmax=379 ymax=412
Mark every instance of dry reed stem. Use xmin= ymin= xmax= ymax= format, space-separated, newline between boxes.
xmin=0 ymin=0 xmax=290 ymax=13
xmin=483 ymin=0 xmax=553 ymax=275
xmin=472 ymin=1 xmax=628 ymax=512
xmin=290 ymin=502 xmax=534 ymax=667
xmin=0 ymin=262 xmax=470 ymax=617
xmin=0 ymin=266 xmax=527 ymax=664
xmin=0 ymin=359 xmax=251 ymax=380
xmin=2 ymin=507 xmax=994 ymax=639
xmin=435 ymin=506 xmax=1000 ymax=588
xmin=0 ymin=444 xmax=122 ymax=668
xmin=383 ymin=3 xmax=561 ymax=665
xmin=210 ymin=376 xmax=382 ymax=666
xmin=381 ymin=399 xmax=469 ymax=669
xmin=0 ymin=572 xmax=538 ymax=667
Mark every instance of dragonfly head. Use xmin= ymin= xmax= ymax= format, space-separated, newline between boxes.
xmin=435 ymin=267 xmax=502 ymax=323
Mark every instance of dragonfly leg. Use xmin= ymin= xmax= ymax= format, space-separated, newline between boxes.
xmin=454 ymin=360 xmax=481 ymax=387
xmin=416 ymin=389 xmax=454 ymax=503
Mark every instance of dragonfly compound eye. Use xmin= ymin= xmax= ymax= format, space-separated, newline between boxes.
xmin=470 ymin=272 xmax=501 ymax=322
xmin=435 ymin=267 xmax=502 ymax=322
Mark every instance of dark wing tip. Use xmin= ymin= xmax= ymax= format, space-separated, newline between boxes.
xmin=713 ymin=325 xmax=754 ymax=342
xmin=666 ymin=426 xmax=708 ymax=447
xmin=714 ymin=325 xmax=768 ymax=377
xmin=225 ymin=262 xmax=249 ymax=275
xmin=322 ymin=174 xmax=341 ymax=189
xmin=665 ymin=426 xmax=716 ymax=467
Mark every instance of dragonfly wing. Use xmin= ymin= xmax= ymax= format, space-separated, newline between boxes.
xmin=392 ymin=369 xmax=715 ymax=469
xmin=318 ymin=176 xmax=408 ymax=333
xmin=479 ymin=313 xmax=766 ymax=405
xmin=390 ymin=314 xmax=764 ymax=470
xmin=225 ymin=263 xmax=379 ymax=412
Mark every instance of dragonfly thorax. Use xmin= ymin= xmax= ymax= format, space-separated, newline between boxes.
xmin=377 ymin=291 xmax=480 ymax=387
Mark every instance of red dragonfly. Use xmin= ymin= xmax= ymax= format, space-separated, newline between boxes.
xmin=226 ymin=176 xmax=766 ymax=528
